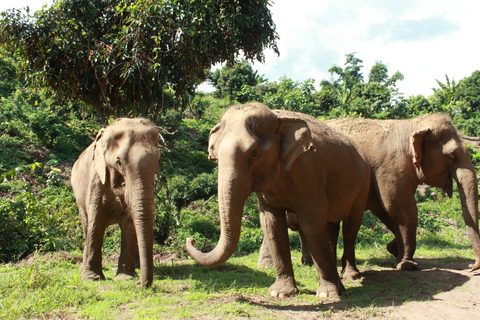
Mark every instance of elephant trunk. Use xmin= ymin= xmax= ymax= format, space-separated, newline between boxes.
xmin=186 ymin=153 xmax=250 ymax=267
xmin=128 ymin=172 xmax=156 ymax=287
xmin=452 ymin=161 xmax=480 ymax=271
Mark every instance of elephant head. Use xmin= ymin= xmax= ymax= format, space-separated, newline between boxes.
xmin=94 ymin=118 xmax=160 ymax=286
xmin=411 ymin=114 xmax=480 ymax=270
xmin=186 ymin=102 xmax=314 ymax=267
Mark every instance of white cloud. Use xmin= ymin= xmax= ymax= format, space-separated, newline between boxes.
xmin=253 ymin=0 xmax=480 ymax=97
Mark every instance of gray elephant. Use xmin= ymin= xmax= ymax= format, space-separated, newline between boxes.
xmin=71 ymin=118 xmax=160 ymax=287
xmin=327 ymin=114 xmax=480 ymax=271
xmin=259 ymin=114 xmax=480 ymax=271
xmin=186 ymin=102 xmax=370 ymax=298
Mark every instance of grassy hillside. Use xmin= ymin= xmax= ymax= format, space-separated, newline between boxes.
xmin=1 ymin=85 xmax=480 ymax=318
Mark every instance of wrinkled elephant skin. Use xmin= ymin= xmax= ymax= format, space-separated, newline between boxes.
xmin=326 ymin=115 xmax=480 ymax=271
xmin=71 ymin=118 xmax=160 ymax=287
xmin=186 ymin=102 xmax=370 ymax=298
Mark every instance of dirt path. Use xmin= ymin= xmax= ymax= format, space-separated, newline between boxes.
xmin=237 ymin=258 xmax=480 ymax=319
xmin=386 ymin=266 xmax=480 ymax=320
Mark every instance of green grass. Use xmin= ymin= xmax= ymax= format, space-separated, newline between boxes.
xmin=1 ymin=234 xmax=477 ymax=319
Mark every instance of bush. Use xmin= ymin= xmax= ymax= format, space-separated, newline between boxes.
xmin=0 ymin=187 xmax=81 ymax=263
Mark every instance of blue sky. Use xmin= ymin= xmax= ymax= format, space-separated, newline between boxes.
xmin=2 ymin=0 xmax=479 ymax=97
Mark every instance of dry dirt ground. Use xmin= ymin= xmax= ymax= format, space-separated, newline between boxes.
xmin=229 ymin=258 xmax=480 ymax=320
xmin=356 ymin=260 xmax=480 ymax=320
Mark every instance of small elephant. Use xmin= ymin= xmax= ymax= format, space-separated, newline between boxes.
xmin=325 ymin=114 xmax=480 ymax=271
xmin=71 ymin=118 xmax=161 ymax=287
xmin=186 ymin=102 xmax=370 ymax=298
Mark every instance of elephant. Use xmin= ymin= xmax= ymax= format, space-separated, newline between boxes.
xmin=71 ymin=117 xmax=161 ymax=287
xmin=186 ymin=102 xmax=370 ymax=298
xmin=259 ymin=114 xmax=480 ymax=271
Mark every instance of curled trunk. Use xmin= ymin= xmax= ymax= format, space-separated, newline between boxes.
xmin=186 ymin=165 xmax=248 ymax=267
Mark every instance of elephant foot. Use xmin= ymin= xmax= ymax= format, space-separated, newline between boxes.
xmin=301 ymin=255 xmax=314 ymax=266
xmin=269 ymin=278 xmax=298 ymax=298
xmin=316 ymin=281 xmax=345 ymax=298
xmin=81 ymin=270 xmax=105 ymax=281
xmin=114 ymin=272 xmax=138 ymax=281
xmin=257 ymin=256 xmax=274 ymax=269
xmin=342 ymin=266 xmax=361 ymax=280
xmin=395 ymin=258 xmax=419 ymax=271
xmin=386 ymin=239 xmax=399 ymax=257
xmin=468 ymin=259 xmax=480 ymax=272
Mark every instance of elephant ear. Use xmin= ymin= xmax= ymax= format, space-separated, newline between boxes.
xmin=277 ymin=117 xmax=316 ymax=170
xmin=93 ymin=128 xmax=108 ymax=185
xmin=208 ymin=123 xmax=223 ymax=161
xmin=409 ymin=127 xmax=432 ymax=182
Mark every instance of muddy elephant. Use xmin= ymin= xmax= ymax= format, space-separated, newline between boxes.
xmin=324 ymin=114 xmax=480 ymax=271
xmin=186 ymin=102 xmax=370 ymax=298
xmin=71 ymin=118 xmax=161 ymax=287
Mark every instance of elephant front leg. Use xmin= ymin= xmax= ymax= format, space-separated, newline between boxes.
xmin=395 ymin=220 xmax=419 ymax=270
xmin=301 ymin=218 xmax=345 ymax=297
xmin=82 ymin=220 xmax=107 ymax=281
xmin=259 ymin=202 xmax=298 ymax=298
xmin=116 ymin=216 xmax=139 ymax=280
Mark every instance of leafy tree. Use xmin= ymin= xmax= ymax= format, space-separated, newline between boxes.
xmin=368 ymin=61 xmax=389 ymax=84
xmin=431 ymin=74 xmax=457 ymax=116
xmin=0 ymin=0 xmax=279 ymax=119
xmin=407 ymin=94 xmax=434 ymax=116
xmin=455 ymin=70 xmax=480 ymax=113
xmin=208 ymin=60 xmax=260 ymax=101
xmin=323 ymin=53 xmax=364 ymax=116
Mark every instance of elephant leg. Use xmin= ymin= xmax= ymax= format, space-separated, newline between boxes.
xmin=300 ymin=216 xmax=345 ymax=298
xmin=82 ymin=213 xmax=107 ymax=281
xmin=370 ymin=206 xmax=400 ymax=257
xmin=381 ymin=197 xmax=418 ymax=270
xmin=327 ymin=221 xmax=340 ymax=256
xmin=259 ymin=202 xmax=298 ymax=298
xmin=116 ymin=215 xmax=139 ymax=280
xmin=341 ymin=212 xmax=363 ymax=280
xmin=257 ymin=234 xmax=274 ymax=269
xmin=395 ymin=216 xmax=418 ymax=270
xmin=298 ymin=229 xmax=313 ymax=266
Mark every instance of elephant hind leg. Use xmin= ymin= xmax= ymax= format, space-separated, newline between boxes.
xmin=257 ymin=235 xmax=275 ymax=269
xmin=370 ymin=206 xmax=402 ymax=258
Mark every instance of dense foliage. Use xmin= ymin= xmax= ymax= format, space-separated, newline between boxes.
xmin=1 ymin=3 xmax=480 ymax=264
xmin=0 ymin=0 xmax=278 ymax=118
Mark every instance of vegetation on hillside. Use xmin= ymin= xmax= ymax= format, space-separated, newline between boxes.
xmin=1 ymin=1 xmax=480 ymax=281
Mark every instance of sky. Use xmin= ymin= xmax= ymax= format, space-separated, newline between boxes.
xmin=2 ymin=0 xmax=479 ymax=97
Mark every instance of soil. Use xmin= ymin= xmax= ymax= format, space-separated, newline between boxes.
xmin=357 ymin=260 xmax=480 ymax=320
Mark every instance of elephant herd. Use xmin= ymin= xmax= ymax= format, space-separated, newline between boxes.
xmin=71 ymin=102 xmax=480 ymax=299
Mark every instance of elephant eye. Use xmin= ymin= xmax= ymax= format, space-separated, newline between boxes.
xmin=251 ymin=150 xmax=258 ymax=158
xmin=116 ymin=158 xmax=122 ymax=168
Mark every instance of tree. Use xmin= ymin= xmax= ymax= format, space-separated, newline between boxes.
xmin=208 ymin=60 xmax=259 ymax=101
xmin=455 ymin=70 xmax=480 ymax=113
xmin=0 ymin=0 xmax=279 ymax=119
xmin=432 ymin=74 xmax=457 ymax=115
xmin=368 ymin=61 xmax=388 ymax=84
